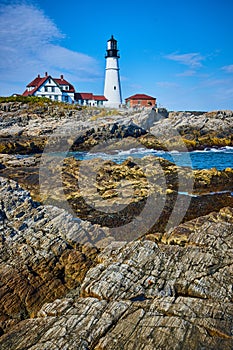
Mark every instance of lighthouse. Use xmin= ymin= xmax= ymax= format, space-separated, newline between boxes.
xmin=103 ymin=35 xmax=122 ymax=108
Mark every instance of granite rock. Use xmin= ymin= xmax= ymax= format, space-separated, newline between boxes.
xmin=140 ymin=110 xmax=233 ymax=150
xmin=1 ymin=102 xmax=233 ymax=154
xmin=0 ymin=176 xmax=113 ymax=335
xmin=0 ymin=179 xmax=232 ymax=349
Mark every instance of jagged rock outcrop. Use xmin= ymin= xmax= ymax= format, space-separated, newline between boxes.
xmin=0 ymin=178 xmax=232 ymax=349
xmin=140 ymin=110 xmax=233 ymax=150
xmin=0 ymin=101 xmax=145 ymax=154
xmin=1 ymin=101 xmax=233 ymax=154
xmin=0 ymin=177 xmax=114 ymax=336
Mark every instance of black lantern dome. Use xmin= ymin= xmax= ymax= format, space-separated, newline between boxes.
xmin=105 ymin=35 xmax=120 ymax=58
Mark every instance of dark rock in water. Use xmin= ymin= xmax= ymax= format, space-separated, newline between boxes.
xmin=0 ymin=178 xmax=232 ymax=349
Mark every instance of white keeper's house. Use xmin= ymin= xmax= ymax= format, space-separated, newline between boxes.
xmin=22 ymin=72 xmax=108 ymax=106
xmin=23 ymin=72 xmax=75 ymax=103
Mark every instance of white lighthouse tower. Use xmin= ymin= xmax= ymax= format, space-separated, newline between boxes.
xmin=103 ymin=35 xmax=122 ymax=108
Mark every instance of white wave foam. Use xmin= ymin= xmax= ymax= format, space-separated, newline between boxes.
xmin=170 ymin=150 xmax=180 ymax=154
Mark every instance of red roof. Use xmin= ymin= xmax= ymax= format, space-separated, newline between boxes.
xmin=22 ymin=74 xmax=75 ymax=95
xmin=93 ymin=95 xmax=108 ymax=101
xmin=23 ymin=76 xmax=48 ymax=96
xmin=54 ymin=78 xmax=75 ymax=92
xmin=75 ymin=92 xmax=94 ymax=100
xmin=27 ymin=76 xmax=47 ymax=87
xmin=22 ymin=88 xmax=34 ymax=96
xmin=125 ymin=94 xmax=156 ymax=101
xmin=75 ymin=93 xmax=107 ymax=101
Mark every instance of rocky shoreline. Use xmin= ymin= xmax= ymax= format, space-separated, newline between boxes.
xmin=0 ymin=100 xmax=233 ymax=349
xmin=0 ymin=177 xmax=233 ymax=349
xmin=0 ymin=102 xmax=233 ymax=154
xmin=0 ymin=153 xmax=233 ymax=232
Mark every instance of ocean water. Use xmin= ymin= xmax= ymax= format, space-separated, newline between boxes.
xmin=69 ymin=146 xmax=233 ymax=170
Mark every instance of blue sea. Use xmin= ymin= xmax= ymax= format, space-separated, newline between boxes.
xmin=69 ymin=146 xmax=233 ymax=170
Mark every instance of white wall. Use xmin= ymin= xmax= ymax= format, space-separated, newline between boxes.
xmin=104 ymin=57 xmax=122 ymax=108
xmin=77 ymin=99 xmax=104 ymax=107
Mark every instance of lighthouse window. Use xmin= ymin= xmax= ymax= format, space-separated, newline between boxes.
xmin=114 ymin=86 xmax=116 ymax=90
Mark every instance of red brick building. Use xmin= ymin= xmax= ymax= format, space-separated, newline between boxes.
xmin=125 ymin=94 xmax=157 ymax=108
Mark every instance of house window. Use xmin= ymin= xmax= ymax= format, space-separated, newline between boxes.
xmin=48 ymin=78 xmax=51 ymax=84
xmin=64 ymin=96 xmax=69 ymax=102
xmin=138 ymin=100 xmax=141 ymax=105
xmin=54 ymin=95 xmax=58 ymax=101
xmin=49 ymin=95 xmax=52 ymax=99
xmin=65 ymin=86 xmax=69 ymax=90
xmin=114 ymin=86 xmax=116 ymax=90
xmin=52 ymin=86 xmax=55 ymax=92
xmin=44 ymin=86 xmax=48 ymax=92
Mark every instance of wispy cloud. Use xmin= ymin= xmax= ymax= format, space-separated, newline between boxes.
xmin=0 ymin=2 xmax=100 ymax=95
xmin=165 ymin=52 xmax=205 ymax=68
xmin=176 ymin=70 xmax=196 ymax=77
xmin=39 ymin=45 xmax=99 ymax=76
xmin=221 ymin=65 xmax=233 ymax=73
xmin=156 ymin=81 xmax=179 ymax=88
xmin=200 ymin=78 xmax=229 ymax=87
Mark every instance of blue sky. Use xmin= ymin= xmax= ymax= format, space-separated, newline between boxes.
xmin=1 ymin=0 xmax=233 ymax=110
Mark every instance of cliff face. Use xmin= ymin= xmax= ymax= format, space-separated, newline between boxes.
xmin=0 ymin=101 xmax=233 ymax=154
xmin=0 ymin=177 xmax=232 ymax=349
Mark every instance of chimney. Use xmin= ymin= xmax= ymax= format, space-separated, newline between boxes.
xmin=60 ymin=74 xmax=64 ymax=80
xmin=38 ymin=74 xmax=40 ymax=78
xmin=45 ymin=72 xmax=48 ymax=77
